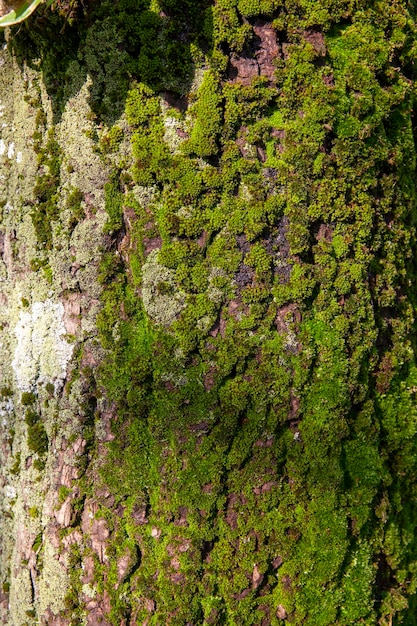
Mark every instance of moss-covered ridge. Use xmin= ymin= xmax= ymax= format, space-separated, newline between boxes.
xmin=89 ymin=0 xmax=417 ymax=624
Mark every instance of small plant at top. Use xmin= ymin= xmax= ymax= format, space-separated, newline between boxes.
xmin=0 ymin=0 xmax=53 ymax=27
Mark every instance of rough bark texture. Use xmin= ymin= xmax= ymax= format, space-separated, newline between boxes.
xmin=1 ymin=1 xmax=417 ymax=625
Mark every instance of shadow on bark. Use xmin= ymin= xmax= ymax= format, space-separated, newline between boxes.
xmin=8 ymin=0 xmax=213 ymax=125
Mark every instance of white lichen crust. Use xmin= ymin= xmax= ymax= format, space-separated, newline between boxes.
xmin=12 ymin=300 xmax=74 ymax=392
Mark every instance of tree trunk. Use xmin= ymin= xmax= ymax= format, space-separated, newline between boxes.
xmin=1 ymin=1 xmax=417 ymax=625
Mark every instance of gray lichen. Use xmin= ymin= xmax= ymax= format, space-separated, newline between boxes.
xmin=141 ymin=249 xmax=186 ymax=327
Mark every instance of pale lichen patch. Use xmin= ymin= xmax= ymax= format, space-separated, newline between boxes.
xmin=163 ymin=115 xmax=188 ymax=154
xmin=8 ymin=568 xmax=33 ymax=625
xmin=56 ymin=74 xmax=107 ymax=205
xmin=37 ymin=536 xmax=69 ymax=618
xmin=11 ymin=300 xmax=74 ymax=392
xmin=142 ymin=250 xmax=186 ymax=327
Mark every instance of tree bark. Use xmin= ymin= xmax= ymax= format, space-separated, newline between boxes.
xmin=1 ymin=1 xmax=417 ymax=625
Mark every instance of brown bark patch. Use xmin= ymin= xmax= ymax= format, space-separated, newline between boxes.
xmin=143 ymin=235 xmax=162 ymax=258
xmin=63 ymin=292 xmax=81 ymax=335
xmin=273 ymin=555 xmax=283 ymax=569
xmin=235 ymin=263 xmax=255 ymax=289
xmin=233 ymin=587 xmax=251 ymax=600
xmin=252 ymin=564 xmax=264 ymax=589
xmin=229 ymin=21 xmax=280 ymax=85
xmin=253 ymin=479 xmax=277 ymax=496
xmin=55 ymin=497 xmax=72 ymax=528
xmin=132 ymin=504 xmax=148 ymax=526
xmin=81 ymin=556 xmax=96 ymax=585
xmin=62 ymin=530 xmax=82 ymax=550
xmin=204 ymin=365 xmax=217 ymax=391
xmin=262 ymin=216 xmax=292 ymax=283
xmin=170 ymin=572 xmax=185 ymax=584
xmin=253 ymin=21 xmax=280 ymax=82
xmin=323 ymin=73 xmax=334 ymax=86
xmin=281 ymin=575 xmax=293 ymax=592
xmin=275 ymin=303 xmax=300 ymax=335
xmin=229 ymin=55 xmax=260 ymax=86
xmin=197 ymin=229 xmax=208 ymax=249
xmin=316 ymin=223 xmax=333 ymax=243
xmin=226 ymin=493 xmax=247 ymax=529
xmin=288 ymin=391 xmax=300 ymax=422
xmin=254 ymin=436 xmax=274 ymax=448
xmin=176 ymin=127 xmax=189 ymax=139
xmin=174 ymin=506 xmax=188 ymax=527
xmin=41 ymin=608 xmax=70 ymax=626
xmin=117 ymin=547 xmax=139 ymax=584
xmin=82 ymin=504 xmax=110 ymax=564
xmin=162 ymin=91 xmax=188 ymax=113
xmin=303 ymin=29 xmax=326 ymax=56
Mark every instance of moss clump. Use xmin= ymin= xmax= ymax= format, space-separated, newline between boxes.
xmin=25 ymin=402 xmax=48 ymax=457
xmin=185 ymin=70 xmax=223 ymax=158
xmin=66 ymin=188 xmax=84 ymax=233
xmin=126 ymin=83 xmax=171 ymax=186
xmin=28 ymin=506 xmax=39 ymax=519
xmin=99 ymin=126 xmax=124 ymax=154
xmin=0 ymin=386 xmax=13 ymax=398
xmin=10 ymin=453 xmax=21 ymax=476
xmin=103 ymin=173 xmax=124 ymax=235
xmin=27 ymin=422 xmax=48 ymax=456
xmin=25 ymin=409 xmax=39 ymax=426
xmin=45 ymin=382 xmax=55 ymax=396
xmin=21 ymin=392 xmax=36 ymax=406
xmin=31 ymin=129 xmax=62 ymax=250
xmin=58 ymin=485 xmax=71 ymax=504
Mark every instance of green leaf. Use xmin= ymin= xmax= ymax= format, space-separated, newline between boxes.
xmin=0 ymin=0 xmax=52 ymax=28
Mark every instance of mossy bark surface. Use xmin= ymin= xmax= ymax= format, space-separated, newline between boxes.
xmin=1 ymin=1 xmax=417 ymax=625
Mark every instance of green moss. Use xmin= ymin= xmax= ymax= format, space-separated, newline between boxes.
xmin=32 ymin=533 xmax=43 ymax=553
xmin=58 ymin=486 xmax=72 ymax=504
xmin=0 ymin=386 xmax=13 ymax=398
xmin=185 ymin=71 xmax=223 ymax=158
xmin=99 ymin=126 xmax=124 ymax=154
xmin=21 ymin=392 xmax=36 ymax=406
xmin=74 ymin=0 xmax=417 ymax=624
xmin=27 ymin=422 xmax=48 ymax=456
xmin=104 ymin=174 xmax=124 ymax=234
xmin=31 ymin=129 xmax=62 ymax=250
xmin=33 ymin=458 xmax=46 ymax=472
xmin=45 ymin=382 xmax=55 ymax=396
xmin=25 ymin=409 xmax=39 ymax=427
xmin=28 ymin=506 xmax=39 ymax=519
xmin=10 ymin=453 xmax=21 ymax=476
xmin=125 ymin=83 xmax=171 ymax=185
xmin=66 ymin=188 xmax=85 ymax=233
